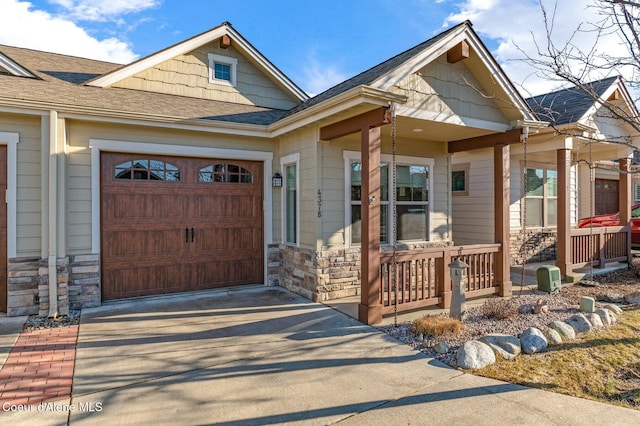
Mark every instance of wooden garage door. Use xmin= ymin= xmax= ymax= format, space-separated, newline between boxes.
xmin=101 ymin=153 xmax=263 ymax=300
xmin=0 ymin=145 xmax=6 ymax=312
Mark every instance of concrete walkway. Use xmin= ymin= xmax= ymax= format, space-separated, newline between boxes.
xmin=1 ymin=286 xmax=639 ymax=425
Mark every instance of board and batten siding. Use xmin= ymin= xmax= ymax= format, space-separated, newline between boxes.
xmin=112 ymin=43 xmax=298 ymax=110
xmin=0 ymin=114 xmax=42 ymax=257
xmin=65 ymin=120 xmax=275 ymax=255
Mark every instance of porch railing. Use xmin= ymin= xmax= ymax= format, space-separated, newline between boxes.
xmin=379 ymin=244 xmax=501 ymax=315
xmin=570 ymin=226 xmax=630 ymax=269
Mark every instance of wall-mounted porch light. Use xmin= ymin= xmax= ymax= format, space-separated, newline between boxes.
xmin=272 ymin=173 xmax=283 ymax=187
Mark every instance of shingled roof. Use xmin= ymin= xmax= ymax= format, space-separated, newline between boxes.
xmin=283 ymin=21 xmax=469 ymax=119
xmin=0 ymin=44 xmax=288 ymax=126
xmin=525 ymin=76 xmax=619 ymax=125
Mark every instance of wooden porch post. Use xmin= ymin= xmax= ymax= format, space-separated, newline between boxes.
xmin=619 ymin=157 xmax=632 ymax=263
xmin=358 ymin=126 xmax=382 ymax=325
xmin=494 ymin=143 xmax=512 ymax=297
xmin=556 ymin=148 xmax=572 ymax=276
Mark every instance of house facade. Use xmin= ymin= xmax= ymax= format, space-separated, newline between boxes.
xmin=1 ymin=21 xmax=543 ymax=321
xmin=452 ymin=76 xmax=640 ymax=278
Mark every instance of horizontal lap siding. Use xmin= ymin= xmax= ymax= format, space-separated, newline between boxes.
xmin=0 ymin=114 xmax=42 ymax=256
xmin=320 ymin=136 xmax=450 ymax=249
xmin=66 ymin=120 xmax=275 ymax=255
xmin=452 ymin=150 xmax=495 ymax=245
xmin=277 ymin=127 xmax=317 ymax=248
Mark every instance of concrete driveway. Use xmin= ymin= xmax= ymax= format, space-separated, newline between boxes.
xmin=4 ymin=285 xmax=640 ymax=425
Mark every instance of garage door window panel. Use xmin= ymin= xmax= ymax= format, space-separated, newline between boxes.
xmin=199 ymin=163 xmax=253 ymax=183
xmin=114 ymin=159 xmax=180 ymax=181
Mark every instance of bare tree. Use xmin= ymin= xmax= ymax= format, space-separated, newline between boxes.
xmin=521 ymin=0 xmax=640 ymax=136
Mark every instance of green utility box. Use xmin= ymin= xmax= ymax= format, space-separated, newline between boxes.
xmin=536 ymin=265 xmax=562 ymax=294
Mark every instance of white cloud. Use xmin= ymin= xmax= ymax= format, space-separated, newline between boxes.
xmin=49 ymin=0 xmax=160 ymax=22
xmin=298 ymin=55 xmax=350 ymax=97
xmin=0 ymin=0 xmax=140 ymax=63
xmin=444 ymin=0 xmax=634 ymax=96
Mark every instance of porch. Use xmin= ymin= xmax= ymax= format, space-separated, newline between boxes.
xmin=324 ymin=246 xmax=631 ymax=326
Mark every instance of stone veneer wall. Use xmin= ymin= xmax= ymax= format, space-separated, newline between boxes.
xmin=7 ymin=257 xmax=40 ymax=316
xmin=6 ymin=255 xmax=97 ymax=317
xmin=269 ymin=242 xmax=452 ymax=303
xmin=37 ymin=257 xmax=70 ymax=317
xmin=68 ymin=254 xmax=101 ymax=309
xmin=510 ymin=230 xmax=557 ymax=265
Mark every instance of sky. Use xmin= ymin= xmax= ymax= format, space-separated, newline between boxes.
xmin=0 ymin=0 xmax=630 ymax=97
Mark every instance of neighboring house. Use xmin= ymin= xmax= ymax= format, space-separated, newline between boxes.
xmin=452 ymin=76 xmax=640 ymax=279
xmin=0 ymin=20 xmax=545 ymax=323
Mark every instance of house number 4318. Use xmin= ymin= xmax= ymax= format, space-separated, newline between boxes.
xmin=317 ymin=190 xmax=322 ymax=218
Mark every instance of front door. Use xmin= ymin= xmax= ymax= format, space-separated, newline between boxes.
xmin=595 ymin=179 xmax=619 ymax=215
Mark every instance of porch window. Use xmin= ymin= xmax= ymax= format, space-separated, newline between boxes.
xmin=524 ymin=167 xmax=557 ymax=227
xmin=281 ymin=153 xmax=300 ymax=245
xmin=346 ymin=152 xmax=432 ymax=246
xmin=634 ymin=183 xmax=640 ymax=204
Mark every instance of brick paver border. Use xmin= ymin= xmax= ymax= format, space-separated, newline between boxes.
xmin=0 ymin=325 xmax=78 ymax=410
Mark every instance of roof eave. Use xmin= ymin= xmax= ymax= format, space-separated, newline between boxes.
xmin=85 ymin=23 xmax=308 ymax=103
xmin=269 ymin=85 xmax=407 ymax=137
xmin=0 ymin=97 xmax=271 ymax=138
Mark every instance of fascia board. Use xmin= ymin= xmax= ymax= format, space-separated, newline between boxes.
xmin=371 ymin=25 xmax=539 ymax=124
xmin=579 ymin=79 xmax=639 ymax=131
xmin=86 ymin=25 xmax=308 ymax=102
xmin=0 ymin=97 xmax=270 ymax=138
xmin=371 ymin=26 xmax=469 ymax=92
xmin=269 ymin=86 xmax=407 ymax=137
xmin=86 ymin=26 xmax=227 ymax=87
xmin=0 ymin=52 xmax=36 ymax=78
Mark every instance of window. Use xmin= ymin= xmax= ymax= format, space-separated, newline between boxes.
xmin=634 ymin=182 xmax=640 ymax=204
xmin=114 ymin=159 xmax=180 ymax=181
xmin=208 ymin=53 xmax=238 ymax=86
xmin=281 ymin=153 xmax=299 ymax=245
xmin=345 ymin=151 xmax=432 ymax=246
xmin=524 ymin=166 xmax=557 ymax=227
xmin=199 ymin=163 xmax=253 ymax=183
xmin=451 ymin=163 xmax=469 ymax=196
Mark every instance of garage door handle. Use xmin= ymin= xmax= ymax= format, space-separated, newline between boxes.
xmin=185 ymin=227 xmax=189 ymax=243
xmin=191 ymin=227 xmax=195 ymax=243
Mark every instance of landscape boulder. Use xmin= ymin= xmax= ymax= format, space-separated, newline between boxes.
xmin=624 ymin=291 xmax=640 ymax=304
xmin=456 ymin=340 xmax=496 ymax=369
xmin=566 ymin=313 xmax=593 ymax=333
xmin=601 ymin=303 xmax=623 ymax=315
xmin=520 ymin=327 xmax=548 ymax=354
xmin=545 ymin=328 xmax=563 ymax=345
xmin=480 ymin=334 xmax=521 ymax=360
xmin=434 ymin=341 xmax=449 ymax=354
xmin=595 ymin=308 xmax=613 ymax=326
xmin=549 ymin=320 xmax=576 ymax=340
xmin=586 ymin=312 xmax=604 ymax=328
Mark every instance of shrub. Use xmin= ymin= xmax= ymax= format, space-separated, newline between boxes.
xmin=413 ymin=315 xmax=463 ymax=338
xmin=477 ymin=298 xmax=518 ymax=320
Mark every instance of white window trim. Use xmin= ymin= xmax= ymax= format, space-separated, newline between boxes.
xmin=343 ymin=150 xmax=434 ymax=247
xmin=280 ymin=153 xmax=300 ymax=246
xmin=208 ymin=53 xmax=238 ymax=87
xmin=522 ymin=162 xmax=558 ymax=229
xmin=90 ymin=139 xmax=273 ymax=284
xmin=0 ymin=131 xmax=19 ymax=258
